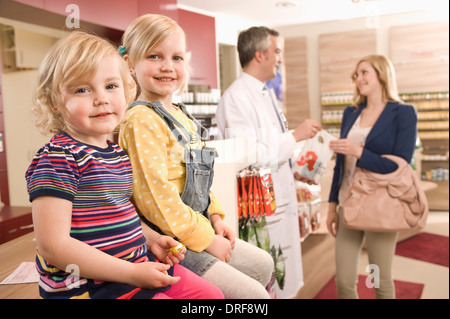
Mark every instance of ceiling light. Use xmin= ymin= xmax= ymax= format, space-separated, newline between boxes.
xmin=275 ymin=1 xmax=297 ymax=8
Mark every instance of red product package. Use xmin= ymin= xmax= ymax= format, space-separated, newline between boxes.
xmin=259 ymin=168 xmax=276 ymax=216
xmin=247 ymin=173 xmax=254 ymax=219
xmin=255 ymin=173 xmax=265 ymax=219
xmin=236 ymin=175 xmax=242 ymax=219
xmin=239 ymin=171 xmax=248 ymax=219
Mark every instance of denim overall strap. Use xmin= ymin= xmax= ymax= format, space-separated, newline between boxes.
xmin=127 ymin=100 xmax=215 ymax=219
xmin=128 ymin=100 xmax=192 ymax=147
xmin=176 ymin=103 xmax=210 ymax=142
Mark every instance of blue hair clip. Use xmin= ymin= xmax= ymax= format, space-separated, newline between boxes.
xmin=118 ymin=45 xmax=126 ymax=56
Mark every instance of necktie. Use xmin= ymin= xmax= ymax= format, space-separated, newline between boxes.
xmin=264 ymin=86 xmax=292 ymax=168
xmin=264 ymin=86 xmax=287 ymax=133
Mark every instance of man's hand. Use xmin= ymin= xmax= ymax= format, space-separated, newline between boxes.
xmin=292 ymin=119 xmax=322 ymax=142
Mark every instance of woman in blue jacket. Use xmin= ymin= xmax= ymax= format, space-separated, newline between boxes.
xmin=326 ymin=55 xmax=418 ymax=299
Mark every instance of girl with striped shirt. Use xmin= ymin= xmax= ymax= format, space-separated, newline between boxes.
xmin=25 ymin=31 xmax=223 ymax=299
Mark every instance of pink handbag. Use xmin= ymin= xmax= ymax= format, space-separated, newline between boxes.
xmin=342 ymin=154 xmax=428 ymax=232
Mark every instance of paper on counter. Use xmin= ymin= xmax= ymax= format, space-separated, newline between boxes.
xmin=0 ymin=262 xmax=39 ymax=285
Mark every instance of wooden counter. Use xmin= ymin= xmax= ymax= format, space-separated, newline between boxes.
xmin=0 ymin=232 xmax=39 ymax=299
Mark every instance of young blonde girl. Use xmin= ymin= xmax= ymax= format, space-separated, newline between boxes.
xmin=119 ymin=14 xmax=274 ymax=298
xmin=26 ymin=30 xmax=223 ymax=299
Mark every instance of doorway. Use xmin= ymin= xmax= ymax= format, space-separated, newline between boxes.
xmin=218 ymin=43 xmax=239 ymax=94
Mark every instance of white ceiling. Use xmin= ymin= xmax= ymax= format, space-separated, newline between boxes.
xmin=177 ymin=0 xmax=448 ymax=27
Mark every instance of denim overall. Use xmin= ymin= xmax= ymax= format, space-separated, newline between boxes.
xmin=128 ymin=101 xmax=216 ymax=220
xmin=128 ymin=101 xmax=220 ymax=275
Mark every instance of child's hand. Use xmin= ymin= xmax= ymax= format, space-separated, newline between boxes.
xmin=211 ymin=215 xmax=236 ymax=249
xmin=205 ymin=235 xmax=232 ymax=263
xmin=150 ymin=235 xmax=186 ymax=266
xmin=131 ymin=262 xmax=180 ymax=289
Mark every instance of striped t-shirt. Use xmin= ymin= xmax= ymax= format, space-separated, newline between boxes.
xmin=26 ymin=133 xmax=169 ymax=299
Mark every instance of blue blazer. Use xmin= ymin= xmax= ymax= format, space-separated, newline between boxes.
xmin=329 ymin=101 xmax=418 ymax=203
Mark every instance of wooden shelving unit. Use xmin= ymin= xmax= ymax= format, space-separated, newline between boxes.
xmin=401 ymin=92 xmax=449 ymax=211
xmin=320 ymin=92 xmax=352 ymax=138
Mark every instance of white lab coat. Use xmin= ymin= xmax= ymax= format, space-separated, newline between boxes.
xmin=216 ymin=72 xmax=304 ymax=298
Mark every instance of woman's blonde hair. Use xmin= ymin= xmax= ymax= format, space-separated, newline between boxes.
xmin=121 ymin=14 xmax=191 ymax=96
xmin=32 ymin=30 xmax=136 ymax=134
xmin=351 ymin=54 xmax=401 ymax=108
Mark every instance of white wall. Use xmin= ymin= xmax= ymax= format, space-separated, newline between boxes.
xmin=2 ymin=70 xmax=51 ymax=207
xmin=1 ymin=18 xmax=62 ymax=207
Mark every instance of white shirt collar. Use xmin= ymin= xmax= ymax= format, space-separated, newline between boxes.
xmin=240 ymin=72 xmax=266 ymax=91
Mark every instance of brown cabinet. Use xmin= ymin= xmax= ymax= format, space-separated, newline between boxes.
xmin=0 ymin=206 xmax=33 ymax=244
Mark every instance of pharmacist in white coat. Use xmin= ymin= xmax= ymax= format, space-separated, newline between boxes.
xmin=216 ymin=26 xmax=321 ymax=298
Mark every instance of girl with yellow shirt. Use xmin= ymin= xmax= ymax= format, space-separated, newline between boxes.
xmin=119 ymin=14 xmax=274 ymax=298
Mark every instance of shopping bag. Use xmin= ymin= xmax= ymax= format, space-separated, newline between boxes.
xmin=293 ymin=130 xmax=337 ymax=184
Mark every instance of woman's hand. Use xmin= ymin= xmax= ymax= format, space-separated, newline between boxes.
xmin=329 ymin=138 xmax=363 ymax=158
xmin=327 ymin=202 xmax=339 ymax=237
xmin=150 ymin=235 xmax=186 ymax=266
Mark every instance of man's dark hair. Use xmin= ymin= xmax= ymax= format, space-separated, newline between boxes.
xmin=237 ymin=26 xmax=279 ymax=68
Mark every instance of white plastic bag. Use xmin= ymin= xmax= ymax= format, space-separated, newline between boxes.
xmin=293 ymin=130 xmax=337 ymax=184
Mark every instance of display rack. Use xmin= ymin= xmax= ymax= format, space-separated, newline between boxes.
xmin=179 ymin=86 xmax=220 ymax=140
xmin=296 ymin=182 xmax=323 ymax=242
xmin=401 ymin=91 xmax=449 ymax=211
xmin=400 ymin=91 xmax=449 ymax=182
xmin=320 ymin=92 xmax=353 ymax=138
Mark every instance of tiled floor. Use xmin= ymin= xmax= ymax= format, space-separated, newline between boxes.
xmin=357 ymin=211 xmax=449 ymax=299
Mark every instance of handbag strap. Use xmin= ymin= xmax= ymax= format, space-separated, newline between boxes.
xmin=356 ymin=154 xmax=409 ymax=180
xmin=381 ymin=154 xmax=408 ymax=169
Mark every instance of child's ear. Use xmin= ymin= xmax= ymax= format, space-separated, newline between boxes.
xmin=123 ymin=54 xmax=134 ymax=75
xmin=50 ymin=103 xmax=60 ymax=113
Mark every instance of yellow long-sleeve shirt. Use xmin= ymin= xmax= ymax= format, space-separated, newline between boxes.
xmin=119 ymin=104 xmax=225 ymax=252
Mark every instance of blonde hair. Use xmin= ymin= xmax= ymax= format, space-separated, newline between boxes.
xmin=121 ymin=14 xmax=191 ymax=96
xmin=32 ymin=30 xmax=136 ymax=134
xmin=351 ymin=54 xmax=401 ymax=108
